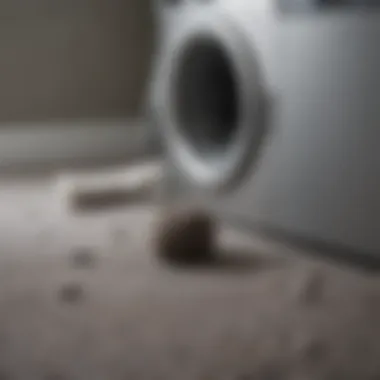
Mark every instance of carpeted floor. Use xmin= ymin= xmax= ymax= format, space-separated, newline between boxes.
xmin=0 ymin=174 xmax=379 ymax=379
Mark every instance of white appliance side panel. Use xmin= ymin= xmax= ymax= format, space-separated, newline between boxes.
xmin=223 ymin=13 xmax=380 ymax=254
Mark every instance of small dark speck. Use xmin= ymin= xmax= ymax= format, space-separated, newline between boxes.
xmin=58 ymin=282 xmax=85 ymax=305
xmin=70 ymin=248 xmax=97 ymax=268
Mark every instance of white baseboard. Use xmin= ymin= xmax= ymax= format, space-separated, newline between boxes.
xmin=0 ymin=119 xmax=153 ymax=170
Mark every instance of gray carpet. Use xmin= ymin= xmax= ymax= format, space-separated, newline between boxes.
xmin=0 ymin=176 xmax=379 ymax=379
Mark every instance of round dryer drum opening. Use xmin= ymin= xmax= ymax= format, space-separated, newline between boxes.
xmin=172 ymin=36 xmax=240 ymax=160
xmin=166 ymin=30 xmax=265 ymax=191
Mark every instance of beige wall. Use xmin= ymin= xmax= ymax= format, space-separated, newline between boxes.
xmin=0 ymin=0 xmax=155 ymax=123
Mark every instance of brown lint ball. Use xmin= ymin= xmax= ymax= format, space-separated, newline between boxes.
xmin=154 ymin=204 xmax=217 ymax=266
